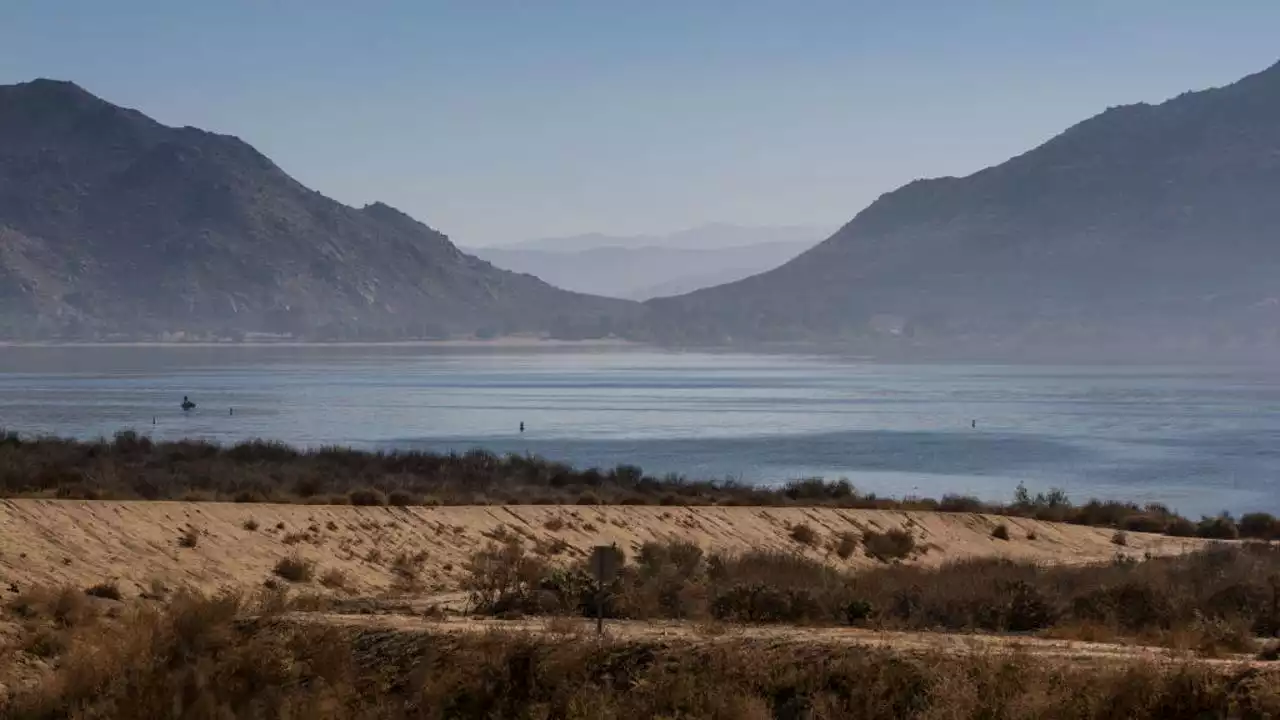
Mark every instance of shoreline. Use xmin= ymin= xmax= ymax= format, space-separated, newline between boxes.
xmin=0 ymin=337 xmax=644 ymax=350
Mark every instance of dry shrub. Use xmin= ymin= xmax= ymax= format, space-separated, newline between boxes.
xmin=273 ymin=554 xmax=315 ymax=583
xmin=862 ymin=528 xmax=915 ymax=562
xmin=348 ymin=488 xmax=386 ymax=506
xmin=543 ymin=517 xmax=567 ymax=532
xmin=991 ymin=523 xmax=1011 ymax=541
xmin=833 ymin=531 xmax=860 ymax=560
xmin=8 ymin=586 xmax=95 ymax=628
xmin=22 ymin=626 xmax=70 ymax=658
xmin=453 ymin=540 xmax=1280 ymax=647
xmin=319 ymin=569 xmax=350 ymax=591
xmin=386 ymin=550 xmax=431 ymax=594
xmin=462 ymin=539 xmax=554 ymax=614
xmin=177 ymin=527 xmax=199 ymax=548
xmin=789 ymin=522 xmax=819 ymax=546
xmin=9 ymin=593 xmax=1280 ymax=720
xmin=242 ymin=518 xmax=260 ymax=531
xmin=1112 ymin=530 xmax=1129 ymax=546
xmin=387 ymin=489 xmax=418 ymax=507
xmin=84 ymin=581 xmax=122 ymax=601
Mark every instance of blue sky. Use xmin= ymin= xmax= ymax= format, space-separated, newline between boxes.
xmin=3 ymin=1 xmax=1279 ymax=245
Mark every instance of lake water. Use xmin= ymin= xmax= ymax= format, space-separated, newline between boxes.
xmin=0 ymin=345 xmax=1276 ymax=517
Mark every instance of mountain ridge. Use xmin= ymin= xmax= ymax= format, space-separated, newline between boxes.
xmin=641 ymin=60 xmax=1280 ymax=359
xmin=0 ymin=78 xmax=637 ymax=341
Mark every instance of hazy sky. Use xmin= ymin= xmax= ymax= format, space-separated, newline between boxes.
xmin=3 ymin=1 xmax=1279 ymax=246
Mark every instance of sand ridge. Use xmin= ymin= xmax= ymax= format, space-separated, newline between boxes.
xmin=0 ymin=500 xmax=1211 ymax=598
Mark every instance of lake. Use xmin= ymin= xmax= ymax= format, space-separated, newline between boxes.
xmin=0 ymin=345 xmax=1276 ymax=517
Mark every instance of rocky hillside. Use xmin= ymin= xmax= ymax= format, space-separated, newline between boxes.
xmin=644 ymin=62 xmax=1280 ymax=359
xmin=0 ymin=80 xmax=636 ymax=341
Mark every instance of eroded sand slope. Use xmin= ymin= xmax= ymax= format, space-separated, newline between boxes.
xmin=0 ymin=500 xmax=1210 ymax=597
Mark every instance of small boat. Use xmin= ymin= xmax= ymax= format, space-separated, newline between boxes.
xmin=181 ymin=396 xmax=196 ymax=411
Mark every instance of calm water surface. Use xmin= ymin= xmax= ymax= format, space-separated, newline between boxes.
xmin=0 ymin=345 xmax=1277 ymax=517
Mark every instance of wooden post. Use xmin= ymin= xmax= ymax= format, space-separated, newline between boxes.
xmin=590 ymin=545 xmax=619 ymax=636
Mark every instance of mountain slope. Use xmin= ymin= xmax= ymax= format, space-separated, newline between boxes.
xmin=467 ymin=240 xmax=812 ymax=300
xmin=0 ymin=79 xmax=636 ymax=341
xmin=644 ymin=62 xmax=1280 ymax=358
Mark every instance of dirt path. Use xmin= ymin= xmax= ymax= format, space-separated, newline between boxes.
xmin=0 ymin=500 xmax=1210 ymax=598
xmin=283 ymin=611 xmax=1266 ymax=669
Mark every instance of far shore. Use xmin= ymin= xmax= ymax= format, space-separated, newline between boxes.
xmin=0 ymin=336 xmax=643 ymax=350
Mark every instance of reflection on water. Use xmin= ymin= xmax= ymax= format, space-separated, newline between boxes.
xmin=0 ymin=345 xmax=1277 ymax=516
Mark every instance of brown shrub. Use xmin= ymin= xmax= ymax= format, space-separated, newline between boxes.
xmin=833 ymin=531 xmax=859 ymax=560
xmin=991 ymin=523 xmax=1011 ymax=541
xmin=862 ymin=528 xmax=915 ymax=562
xmin=319 ymin=569 xmax=349 ymax=591
xmin=177 ymin=527 xmax=200 ymax=548
xmin=273 ymin=554 xmax=315 ymax=583
xmin=387 ymin=489 xmax=418 ymax=506
xmin=1198 ymin=515 xmax=1240 ymax=540
xmin=242 ymin=518 xmax=260 ymax=531
xmin=10 ymin=591 xmax=1280 ymax=720
xmin=84 ymin=581 xmax=123 ymax=601
xmin=348 ymin=488 xmax=386 ymax=507
xmin=788 ymin=522 xmax=819 ymax=546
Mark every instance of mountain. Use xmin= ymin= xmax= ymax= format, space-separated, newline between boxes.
xmin=502 ymin=224 xmax=831 ymax=253
xmin=466 ymin=239 xmax=813 ymax=301
xmin=643 ymin=62 xmax=1280 ymax=359
xmin=0 ymin=79 xmax=636 ymax=341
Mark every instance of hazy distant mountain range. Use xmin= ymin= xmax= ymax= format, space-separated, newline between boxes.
xmin=643 ymin=60 xmax=1280 ymax=359
xmin=467 ymin=226 xmax=827 ymax=300
xmin=6 ymin=59 xmax=1280 ymax=359
xmin=0 ymin=79 xmax=635 ymax=341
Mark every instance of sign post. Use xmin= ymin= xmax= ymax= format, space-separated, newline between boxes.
xmin=589 ymin=544 xmax=620 ymax=635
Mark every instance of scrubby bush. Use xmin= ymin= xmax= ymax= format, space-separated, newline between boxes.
xmin=8 ymin=591 xmax=1280 ymax=719
xmin=1197 ymin=515 xmax=1240 ymax=540
xmin=84 ymin=582 xmax=122 ymax=601
xmin=273 ymin=554 xmax=315 ymax=583
xmin=348 ymin=488 xmax=386 ymax=507
xmin=863 ymin=528 xmax=916 ymax=562
xmin=789 ymin=522 xmax=819 ymax=546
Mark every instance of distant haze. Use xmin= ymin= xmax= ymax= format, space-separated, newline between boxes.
xmin=466 ymin=224 xmax=832 ymax=300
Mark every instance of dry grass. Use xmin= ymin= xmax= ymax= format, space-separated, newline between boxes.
xmin=4 ymin=590 xmax=1280 ymax=719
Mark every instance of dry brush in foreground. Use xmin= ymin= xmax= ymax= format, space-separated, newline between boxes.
xmin=3 ymin=590 xmax=1280 ymax=719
